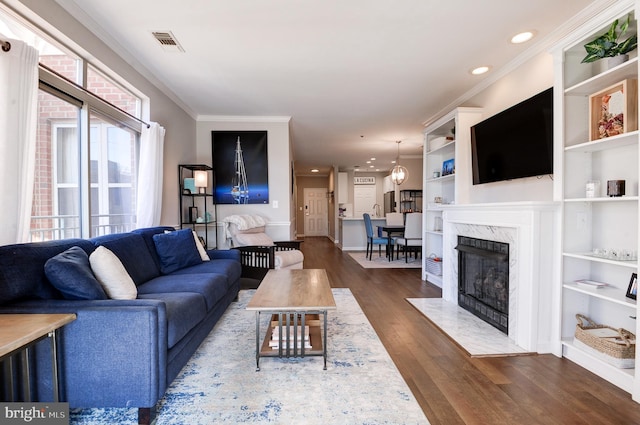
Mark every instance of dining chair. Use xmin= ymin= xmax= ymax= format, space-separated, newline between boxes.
xmin=381 ymin=212 xmax=404 ymax=237
xmin=363 ymin=213 xmax=391 ymax=260
xmin=385 ymin=212 xmax=404 ymax=226
xmin=395 ymin=212 xmax=422 ymax=262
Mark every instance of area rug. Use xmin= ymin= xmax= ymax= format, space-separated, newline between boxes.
xmin=70 ymin=289 xmax=430 ymax=424
xmin=406 ymin=298 xmax=533 ymax=357
xmin=348 ymin=251 xmax=421 ymax=269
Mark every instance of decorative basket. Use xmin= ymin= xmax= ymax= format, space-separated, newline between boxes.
xmin=574 ymin=314 xmax=635 ymax=368
xmin=425 ymin=254 xmax=442 ymax=276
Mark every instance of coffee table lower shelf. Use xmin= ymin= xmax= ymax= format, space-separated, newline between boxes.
xmin=255 ymin=312 xmax=328 ymax=371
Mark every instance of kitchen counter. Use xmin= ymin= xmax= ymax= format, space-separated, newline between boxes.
xmin=338 ymin=216 xmax=385 ymax=251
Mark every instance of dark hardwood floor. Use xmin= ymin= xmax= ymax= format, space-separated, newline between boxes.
xmin=298 ymin=236 xmax=640 ymax=425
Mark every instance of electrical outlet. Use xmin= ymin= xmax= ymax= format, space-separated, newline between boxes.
xmin=272 ymin=200 xmax=278 ymax=208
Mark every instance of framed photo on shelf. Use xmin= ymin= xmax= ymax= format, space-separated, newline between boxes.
xmin=183 ymin=178 xmax=196 ymax=194
xmin=588 ymin=79 xmax=638 ymax=141
xmin=188 ymin=206 xmax=198 ymax=223
xmin=442 ymin=158 xmax=455 ymax=176
xmin=626 ymin=272 xmax=637 ymax=300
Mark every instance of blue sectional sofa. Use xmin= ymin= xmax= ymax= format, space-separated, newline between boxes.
xmin=0 ymin=226 xmax=241 ymax=424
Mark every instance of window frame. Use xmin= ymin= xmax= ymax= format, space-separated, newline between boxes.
xmin=1 ymin=2 xmax=149 ymax=241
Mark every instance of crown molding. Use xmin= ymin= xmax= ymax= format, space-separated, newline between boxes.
xmin=197 ymin=115 xmax=292 ymax=123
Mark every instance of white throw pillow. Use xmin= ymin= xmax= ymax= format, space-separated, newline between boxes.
xmin=233 ymin=232 xmax=275 ymax=247
xmin=228 ymin=223 xmax=266 ymax=235
xmin=89 ymin=246 xmax=137 ymax=300
xmin=274 ymin=250 xmax=304 ymax=268
xmin=192 ymin=231 xmax=210 ymax=261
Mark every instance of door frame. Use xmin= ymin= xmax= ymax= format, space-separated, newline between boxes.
xmin=302 ymin=187 xmax=328 ymax=237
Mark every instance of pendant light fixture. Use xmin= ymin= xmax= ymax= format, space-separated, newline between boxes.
xmin=390 ymin=140 xmax=408 ymax=185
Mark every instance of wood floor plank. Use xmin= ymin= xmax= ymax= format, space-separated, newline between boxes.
xmin=297 ymin=237 xmax=640 ymax=424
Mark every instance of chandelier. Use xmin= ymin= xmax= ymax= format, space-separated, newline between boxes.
xmin=390 ymin=140 xmax=408 ymax=185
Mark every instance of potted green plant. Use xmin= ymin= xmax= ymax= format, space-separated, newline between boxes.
xmin=582 ymin=14 xmax=637 ymax=67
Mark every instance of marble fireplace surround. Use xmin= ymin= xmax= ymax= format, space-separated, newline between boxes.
xmin=441 ymin=202 xmax=558 ymax=353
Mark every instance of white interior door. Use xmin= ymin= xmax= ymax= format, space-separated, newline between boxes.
xmin=354 ymin=185 xmax=377 ymax=218
xmin=303 ymin=188 xmax=328 ymax=236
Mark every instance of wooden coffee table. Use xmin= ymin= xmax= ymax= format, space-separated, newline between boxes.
xmin=246 ymin=269 xmax=336 ymax=370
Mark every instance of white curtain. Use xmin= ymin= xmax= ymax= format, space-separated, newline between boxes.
xmin=136 ymin=122 xmax=165 ymax=228
xmin=0 ymin=38 xmax=39 ymax=245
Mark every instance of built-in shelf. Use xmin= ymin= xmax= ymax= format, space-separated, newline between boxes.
xmin=555 ymin=2 xmax=639 ymax=400
xmin=425 ymin=140 xmax=455 ymax=155
xmin=425 ymin=230 xmax=443 ymax=236
xmin=425 ymin=174 xmax=455 ymax=183
xmin=561 ymin=338 xmax=635 ymax=392
xmin=564 ymin=196 xmax=639 ymax=203
xmin=563 ymin=252 xmax=638 ymax=269
xmin=425 ymin=273 xmax=442 ymax=287
xmin=563 ymin=282 xmax=637 ymax=308
xmin=422 ymin=107 xmax=483 ymax=287
xmin=564 ymin=57 xmax=638 ymax=96
xmin=565 ymin=131 xmax=639 ymax=152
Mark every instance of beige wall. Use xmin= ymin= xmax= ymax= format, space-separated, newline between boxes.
xmin=295 ymin=175 xmax=330 ymax=237
xmin=195 ymin=118 xmax=295 ymax=242
xmin=462 ymin=51 xmax=555 ymax=204
xmin=396 ymin=157 xmax=423 ymax=191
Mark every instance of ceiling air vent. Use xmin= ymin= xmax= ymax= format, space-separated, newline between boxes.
xmin=152 ymin=31 xmax=185 ymax=52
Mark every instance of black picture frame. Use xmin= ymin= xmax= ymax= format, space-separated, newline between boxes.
xmin=626 ymin=272 xmax=637 ymax=300
xmin=188 ymin=206 xmax=198 ymax=223
xmin=211 ymin=131 xmax=269 ymax=204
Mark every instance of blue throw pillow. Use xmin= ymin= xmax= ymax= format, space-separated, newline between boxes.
xmin=152 ymin=228 xmax=202 ymax=274
xmin=44 ymin=246 xmax=108 ymax=300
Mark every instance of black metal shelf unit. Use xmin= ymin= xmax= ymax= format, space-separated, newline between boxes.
xmin=178 ymin=164 xmax=216 ymax=248
xmin=399 ymin=190 xmax=422 ymax=213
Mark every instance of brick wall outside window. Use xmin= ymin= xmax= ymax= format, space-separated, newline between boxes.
xmin=32 ymin=55 xmax=140 ymax=239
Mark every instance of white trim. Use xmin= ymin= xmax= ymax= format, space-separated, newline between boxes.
xmin=441 ymin=202 xmax=559 ymax=353
xmin=197 ymin=115 xmax=292 ymax=123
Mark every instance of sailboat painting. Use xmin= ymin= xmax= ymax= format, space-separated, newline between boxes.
xmin=211 ymin=131 xmax=269 ymax=204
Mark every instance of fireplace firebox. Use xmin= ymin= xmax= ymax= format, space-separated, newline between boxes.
xmin=456 ymin=236 xmax=509 ymax=333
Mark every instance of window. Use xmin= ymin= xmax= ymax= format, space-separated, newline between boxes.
xmin=89 ymin=113 xmax=138 ymax=236
xmin=31 ymin=91 xmax=81 ymax=242
xmin=0 ymin=6 xmax=144 ymax=241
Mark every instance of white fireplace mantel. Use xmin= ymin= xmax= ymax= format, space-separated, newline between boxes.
xmin=441 ymin=201 xmax=559 ymax=353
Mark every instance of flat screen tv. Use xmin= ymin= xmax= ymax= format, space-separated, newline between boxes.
xmin=471 ymin=87 xmax=553 ymax=185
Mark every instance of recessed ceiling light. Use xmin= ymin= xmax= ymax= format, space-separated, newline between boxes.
xmin=311 ymin=168 xmax=319 ymax=173
xmin=366 ymin=161 xmax=371 ymax=164
xmin=511 ymin=31 xmax=535 ymax=44
xmin=471 ymin=66 xmax=491 ymax=75
xmin=370 ymin=157 xmax=376 ymax=161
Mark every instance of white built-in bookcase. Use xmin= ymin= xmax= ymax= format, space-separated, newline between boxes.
xmin=553 ymin=0 xmax=640 ymax=399
xmin=422 ymin=108 xmax=483 ymax=286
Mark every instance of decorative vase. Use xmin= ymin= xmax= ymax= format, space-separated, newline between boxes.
xmin=608 ymin=54 xmax=629 ymax=69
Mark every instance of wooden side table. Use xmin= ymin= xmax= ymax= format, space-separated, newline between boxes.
xmin=0 ymin=313 xmax=76 ymax=402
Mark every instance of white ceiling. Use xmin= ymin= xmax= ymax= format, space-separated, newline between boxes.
xmin=56 ymin=0 xmax=602 ymax=175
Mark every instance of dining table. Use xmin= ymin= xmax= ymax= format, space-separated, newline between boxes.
xmin=377 ymin=225 xmax=405 ymax=261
